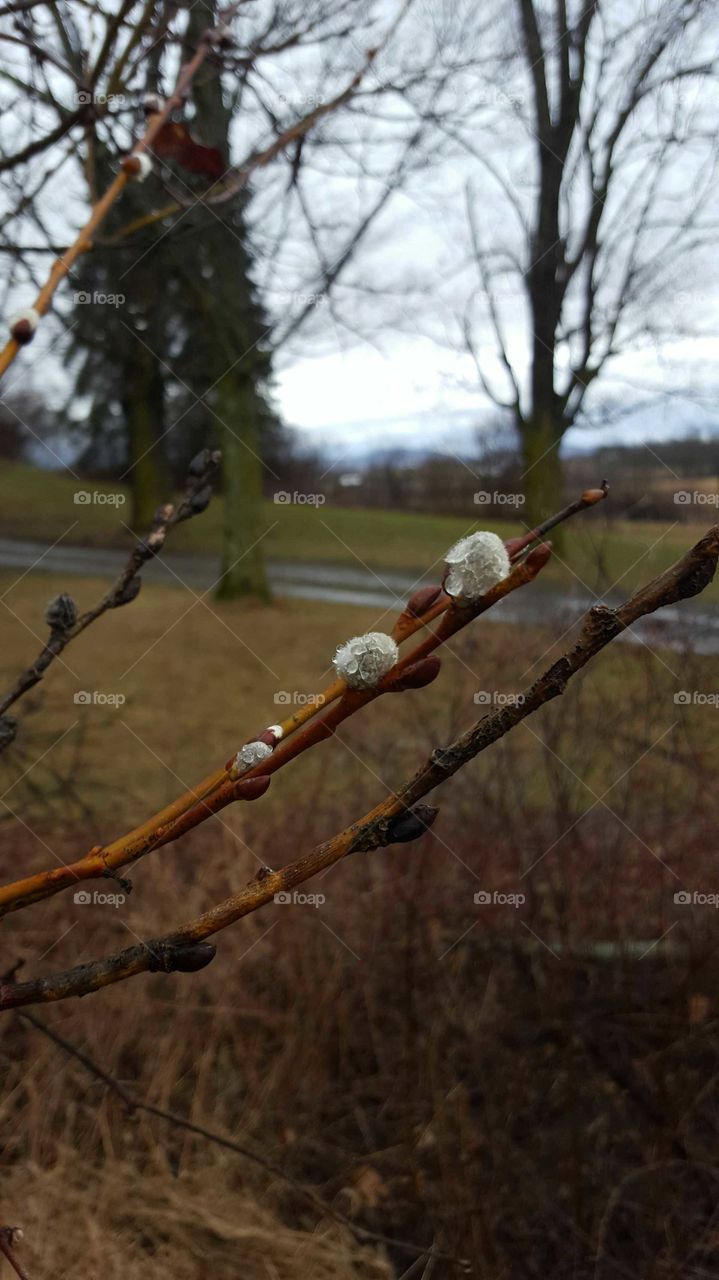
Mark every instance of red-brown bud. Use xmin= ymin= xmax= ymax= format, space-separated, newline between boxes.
xmin=235 ymin=774 xmax=271 ymax=801
xmin=405 ymin=584 xmax=442 ymax=617
xmin=9 ymin=308 xmax=39 ymax=345
xmin=388 ymin=656 xmax=441 ymax=691
xmin=581 ymin=481 xmax=609 ymax=506
xmin=524 ymin=541 xmax=553 ymax=575
xmin=505 ymin=535 xmax=534 ymax=560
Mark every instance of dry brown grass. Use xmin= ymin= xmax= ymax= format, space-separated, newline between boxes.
xmin=2 ymin=1159 xmax=392 ymax=1279
xmin=2 ymin=572 xmax=719 ymax=1277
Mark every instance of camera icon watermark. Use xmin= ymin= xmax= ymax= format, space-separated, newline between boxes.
xmin=474 ymin=491 xmax=525 ymax=507
xmin=74 ymin=690 xmax=126 ymax=708
xmin=74 ymin=489 xmax=126 ymax=506
xmin=274 ymin=889 xmax=326 ymax=907
xmin=674 ymin=889 xmax=719 ymax=908
xmin=74 ymin=888 xmax=126 ymax=907
xmin=674 ymin=490 xmax=719 ymax=506
xmin=274 ymin=690 xmax=325 ymax=707
xmin=674 ymin=690 xmax=718 ymax=707
xmin=273 ymin=490 xmax=325 ymax=506
xmin=74 ymin=91 xmax=126 ymax=107
xmin=73 ymin=291 xmax=125 ymax=308
xmin=474 ymin=889 xmax=525 ymax=908
xmin=474 ymin=690 xmax=525 ymax=707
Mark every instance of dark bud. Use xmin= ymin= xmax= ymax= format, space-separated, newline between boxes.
xmin=389 ymin=656 xmax=441 ymax=692
xmin=190 ymin=483 xmax=213 ymax=514
xmin=111 ymin=576 xmax=142 ymax=608
xmin=45 ymin=593 xmax=77 ymax=632
xmin=386 ymin=804 xmax=439 ymax=845
xmin=406 ymin=584 xmax=442 ymax=617
xmin=0 ymin=716 xmax=17 ymax=750
xmin=10 ymin=317 xmax=36 ymax=345
xmin=151 ymin=942 xmax=216 ymax=973
xmin=188 ymin=448 xmax=212 ymax=478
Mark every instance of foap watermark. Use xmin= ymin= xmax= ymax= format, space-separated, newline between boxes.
xmin=274 ymin=889 xmax=325 ymax=908
xmin=278 ymin=91 xmax=325 ymax=109
xmin=674 ymin=890 xmax=719 ymax=909
xmin=292 ymin=292 xmax=328 ymax=307
xmin=274 ymin=690 xmax=325 ymax=707
xmin=74 ymin=690 xmax=126 ymax=708
xmin=273 ymin=490 xmax=325 ymax=506
xmin=474 ymin=690 xmax=525 ymax=707
xmin=474 ymin=490 xmax=525 ymax=507
xmin=74 ymin=489 xmax=125 ymax=507
xmin=74 ymin=90 xmax=127 ymax=108
xmin=474 ymin=889 xmax=525 ymax=908
xmin=73 ymin=290 xmax=125 ymax=308
xmin=674 ymin=490 xmax=719 ymax=507
xmin=674 ymin=690 xmax=718 ymax=707
xmin=74 ymin=888 xmax=126 ymax=908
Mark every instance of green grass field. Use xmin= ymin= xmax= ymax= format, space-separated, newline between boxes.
xmin=0 ymin=460 xmax=715 ymax=599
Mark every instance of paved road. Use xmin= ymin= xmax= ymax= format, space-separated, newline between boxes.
xmin=0 ymin=535 xmax=717 ymax=653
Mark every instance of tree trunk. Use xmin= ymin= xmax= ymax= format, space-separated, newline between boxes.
xmin=124 ymin=344 xmax=165 ymax=531
xmin=214 ymin=372 xmax=270 ymax=601
xmin=520 ymin=413 xmax=566 ymax=536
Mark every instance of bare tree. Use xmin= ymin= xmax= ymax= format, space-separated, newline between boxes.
xmin=427 ymin=0 xmax=719 ymax=527
xmin=0 ymin=0 xmax=463 ymax=594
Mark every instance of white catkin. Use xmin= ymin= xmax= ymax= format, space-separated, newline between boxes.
xmin=232 ymin=740 xmax=273 ymax=775
xmin=333 ymin=631 xmax=399 ymax=690
xmin=444 ymin=531 xmax=511 ymax=603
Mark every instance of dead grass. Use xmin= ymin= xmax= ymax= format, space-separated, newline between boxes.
xmin=2 ymin=568 xmax=719 ymax=1278
xmin=2 ymin=1158 xmax=392 ymax=1280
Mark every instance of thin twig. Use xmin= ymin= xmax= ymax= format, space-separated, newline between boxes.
xmin=0 ymin=487 xmax=607 ymax=916
xmin=2 ymin=523 xmax=716 ymax=1010
xmin=0 ymin=450 xmax=221 ymax=741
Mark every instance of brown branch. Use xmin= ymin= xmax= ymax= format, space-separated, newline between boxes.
xmin=0 ymin=449 xmax=220 ymax=745
xmin=0 ymin=4 xmax=244 ymax=379
xmin=2 ymin=522 xmax=716 ymax=1011
xmin=16 ymin=1009 xmax=469 ymax=1269
xmin=0 ymin=1227 xmax=30 ymax=1280
xmin=0 ymin=486 xmax=607 ymax=918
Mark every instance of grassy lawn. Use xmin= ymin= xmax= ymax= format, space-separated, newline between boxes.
xmin=0 ymin=459 xmax=715 ymax=600
xmin=0 ymin=565 xmax=715 ymax=837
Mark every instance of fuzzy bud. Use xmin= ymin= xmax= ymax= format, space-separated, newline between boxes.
xmin=443 ymin=531 xmax=511 ymax=604
xmin=9 ymin=307 xmax=39 ymax=345
xmin=231 ymin=739 xmax=273 ymax=778
xmin=44 ymin=592 xmax=77 ymax=632
xmin=333 ymin=631 xmax=399 ymax=690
